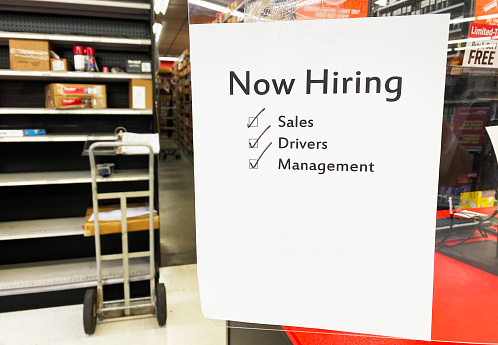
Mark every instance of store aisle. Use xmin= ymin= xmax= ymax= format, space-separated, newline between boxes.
xmin=0 ymin=265 xmax=225 ymax=345
xmin=158 ymin=154 xmax=196 ymax=267
xmin=0 ymin=154 xmax=217 ymax=344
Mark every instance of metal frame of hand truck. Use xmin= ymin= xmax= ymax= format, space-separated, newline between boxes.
xmin=83 ymin=141 xmax=166 ymax=334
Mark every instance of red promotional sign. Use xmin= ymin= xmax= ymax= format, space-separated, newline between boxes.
xmin=475 ymin=0 xmax=498 ymax=25
xmin=296 ymin=0 xmax=368 ymax=20
xmin=468 ymin=22 xmax=498 ymax=37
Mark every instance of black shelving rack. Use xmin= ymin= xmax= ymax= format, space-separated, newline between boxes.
xmin=0 ymin=0 xmax=161 ymax=312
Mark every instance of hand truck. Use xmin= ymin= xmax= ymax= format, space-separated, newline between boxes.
xmin=83 ymin=141 xmax=166 ymax=335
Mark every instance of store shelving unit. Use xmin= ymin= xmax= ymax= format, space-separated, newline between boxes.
xmin=0 ymin=70 xmax=152 ymax=81
xmin=0 ymin=170 xmax=149 ymax=186
xmin=0 ymin=257 xmax=150 ymax=296
xmin=0 ymin=109 xmax=152 ymax=115
xmin=0 ymin=0 xmax=160 ymax=312
xmin=373 ymin=0 xmax=471 ymax=42
xmin=157 ymin=70 xmax=180 ymax=159
xmin=172 ymin=49 xmax=193 ymax=162
xmin=0 ymin=218 xmax=86 ymax=240
xmin=0 ymin=0 xmax=151 ymax=20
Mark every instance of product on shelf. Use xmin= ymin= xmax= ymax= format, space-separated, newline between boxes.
xmin=129 ymin=79 xmax=153 ymax=109
xmin=45 ymin=83 xmax=107 ymax=109
xmin=9 ymin=39 xmax=50 ymax=71
xmin=0 ymin=129 xmax=46 ymax=137
xmin=49 ymin=50 xmax=70 ymax=71
xmin=126 ymin=60 xmax=152 ymax=73
xmin=73 ymin=46 xmax=86 ymax=72
xmin=83 ymin=203 xmax=159 ymax=236
xmin=50 ymin=58 xmax=68 ymax=71
xmin=86 ymin=47 xmax=97 ymax=72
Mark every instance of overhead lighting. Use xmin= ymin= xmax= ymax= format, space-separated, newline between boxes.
xmin=160 ymin=57 xmax=179 ymax=61
xmin=154 ymin=0 xmax=170 ymax=14
xmin=153 ymin=23 xmax=163 ymax=42
xmin=188 ymin=0 xmax=230 ymax=13
xmin=374 ymin=0 xmax=387 ymax=6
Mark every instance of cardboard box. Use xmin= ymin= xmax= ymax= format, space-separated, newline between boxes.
xmin=45 ymin=83 xmax=107 ymax=109
xmin=129 ymin=79 xmax=153 ymax=109
xmin=460 ymin=191 xmax=496 ymax=208
xmin=47 ymin=83 xmax=106 ymax=97
xmin=47 ymin=96 xmax=107 ymax=109
xmin=9 ymin=39 xmax=50 ymax=71
xmin=83 ymin=203 xmax=159 ymax=236
xmin=51 ymin=58 xmax=68 ymax=71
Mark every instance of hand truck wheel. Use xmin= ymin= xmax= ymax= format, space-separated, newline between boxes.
xmin=83 ymin=288 xmax=97 ymax=335
xmin=156 ymin=283 xmax=167 ymax=326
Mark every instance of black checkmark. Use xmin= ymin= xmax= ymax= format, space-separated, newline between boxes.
xmin=247 ymin=108 xmax=265 ymax=128
xmin=249 ymin=142 xmax=272 ymax=169
xmin=249 ymin=125 xmax=271 ymax=148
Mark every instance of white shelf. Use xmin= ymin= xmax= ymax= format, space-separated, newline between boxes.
xmin=0 ymin=217 xmax=85 ymax=240
xmin=0 ymin=70 xmax=151 ymax=81
xmin=0 ymin=169 xmax=149 ymax=186
xmin=0 ymin=32 xmax=151 ymax=50
xmin=1 ymin=0 xmax=151 ymax=20
xmin=0 ymin=134 xmax=116 ymax=142
xmin=0 ymin=257 xmax=150 ymax=296
xmin=0 ymin=108 xmax=152 ymax=115
xmin=24 ymin=0 xmax=150 ymax=10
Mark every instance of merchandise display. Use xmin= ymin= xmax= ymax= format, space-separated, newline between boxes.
xmin=172 ymin=49 xmax=193 ymax=161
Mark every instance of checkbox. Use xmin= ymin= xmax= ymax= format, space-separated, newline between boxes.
xmin=249 ymin=159 xmax=258 ymax=169
xmin=248 ymin=117 xmax=258 ymax=128
xmin=249 ymin=139 xmax=258 ymax=148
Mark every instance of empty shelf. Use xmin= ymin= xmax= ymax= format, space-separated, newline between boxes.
xmin=0 ymin=257 xmax=150 ymax=296
xmin=0 ymin=108 xmax=152 ymax=115
xmin=0 ymin=134 xmax=117 ymax=142
xmin=0 ymin=217 xmax=85 ymax=240
xmin=0 ymin=70 xmax=151 ymax=81
xmin=0 ymin=169 xmax=149 ymax=186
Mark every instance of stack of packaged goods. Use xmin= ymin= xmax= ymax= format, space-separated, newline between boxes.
xmin=45 ymin=83 xmax=107 ymax=109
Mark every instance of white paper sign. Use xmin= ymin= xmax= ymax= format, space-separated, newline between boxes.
xmin=121 ymin=132 xmax=160 ymax=154
xmin=132 ymin=85 xmax=146 ymax=109
xmin=88 ymin=206 xmax=156 ymax=222
xmin=190 ymin=15 xmax=449 ymax=341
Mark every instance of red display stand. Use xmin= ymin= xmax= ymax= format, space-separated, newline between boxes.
xmin=284 ymin=208 xmax=498 ymax=345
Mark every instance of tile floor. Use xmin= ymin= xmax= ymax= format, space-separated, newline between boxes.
xmin=0 ymin=155 xmax=227 ymax=344
xmin=0 ymin=265 xmax=226 ymax=345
